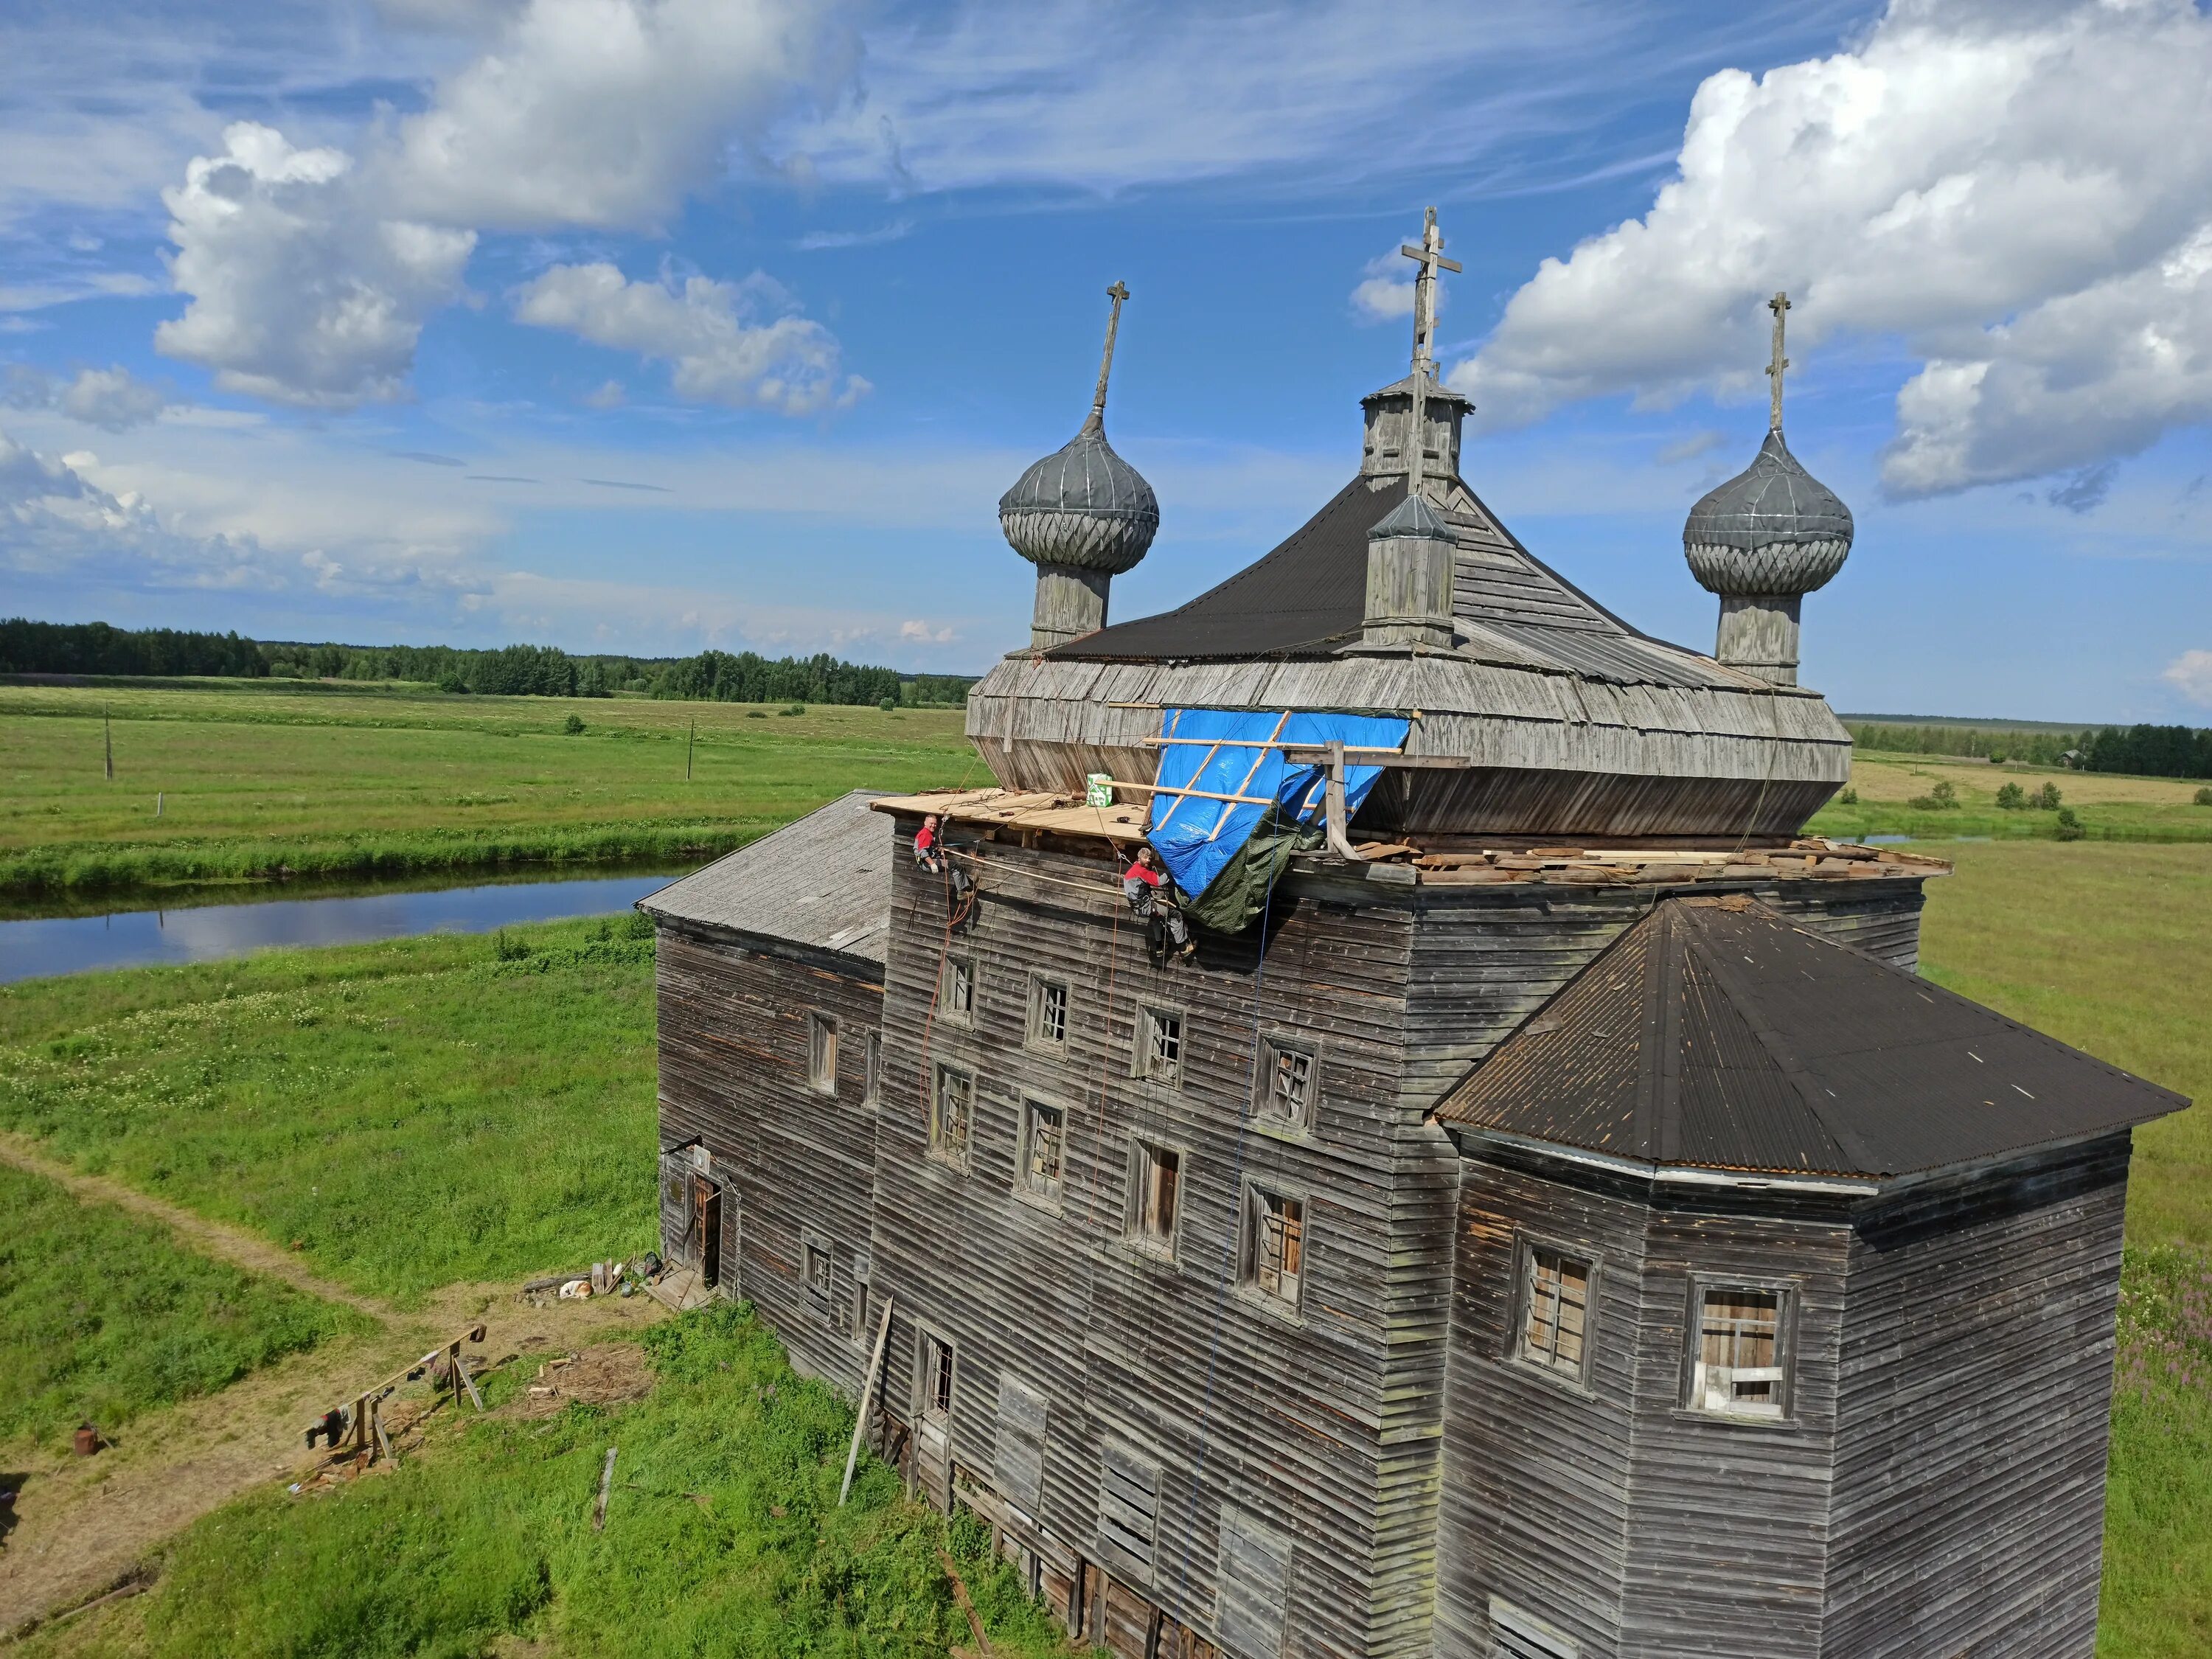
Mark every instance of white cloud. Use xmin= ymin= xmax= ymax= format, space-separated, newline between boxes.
xmin=2163 ymin=650 xmax=2212 ymax=709
xmin=512 ymin=262 xmax=867 ymax=414
xmin=583 ymin=378 xmax=627 ymax=408
xmin=1452 ymin=0 xmax=2212 ymax=498
xmin=155 ymin=123 xmax=475 ymax=408
xmin=381 ymin=0 xmax=861 ymax=231
xmin=900 ymin=618 xmax=954 ymax=643
xmin=1350 ymin=244 xmax=1424 ymax=325
xmin=2 ymin=364 xmax=175 ymax=431
xmin=0 ymin=426 xmax=268 ymax=586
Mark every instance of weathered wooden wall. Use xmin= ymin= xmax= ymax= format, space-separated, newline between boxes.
xmin=655 ymin=919 xmax=883 ymax=1395
xmin=1820 ymin=1135 xmax=2131 ymax=1658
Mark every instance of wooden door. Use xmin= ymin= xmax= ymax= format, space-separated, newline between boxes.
xmin=689 ymin=1176 xmax=722 ymax=1289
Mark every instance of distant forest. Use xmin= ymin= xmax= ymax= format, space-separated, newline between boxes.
xmin=0 ymin=618 xmax=975 ymax=706
xmin=1847 ymin=720 xmax=2212 ymax=780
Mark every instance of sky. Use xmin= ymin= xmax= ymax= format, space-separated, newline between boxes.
xmin=2 ymin=0 xmax=2209 ymax=723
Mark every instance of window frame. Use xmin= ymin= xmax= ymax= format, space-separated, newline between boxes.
xmin=1134 ymin=1004 xmax=1186 ymax=1088
xmin=801 ymin=1228 xmax=833 ymax=1306
xmin=807 ymin=1011 xmax=839 ymax=1096
xmin=1016 ymin=1095 xmax=1068 ymax=1211
xmin=928 ymin=1061 xmax=975 ymax=1171
xmin=916 ymin=1325 xmax=956 ymax=1425
xmin=938 ymin=955 xmax=975 ymax=1027
xmin=1681 ymin=1277 xmax=1798 ymax=1424
xmin=1124 ymin=1136 xmax=1186 ymax=1262
xmin=1255 ymin=1033 xmax=1320 ymax=1135
xmin=1238 ymin=1178 xmax=1310 ymax=1316
xmin=861 ymin=1030 xmax=882 ymax=1109
xmin=1510 ymin=1236 xmax=1599 ymax=1391
xmin=1026 ymin=974 xmax=1071 ymax=1052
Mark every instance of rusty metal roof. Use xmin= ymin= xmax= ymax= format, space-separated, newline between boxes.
xmin=1436 ymin=896 xmax=2187 ymax=1180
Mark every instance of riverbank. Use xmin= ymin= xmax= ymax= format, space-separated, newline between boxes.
xmin=1 ymin=681 xmax=976 ymax=897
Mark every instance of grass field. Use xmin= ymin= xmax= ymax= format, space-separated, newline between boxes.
xmin=1809 ymin=750 xmax=2212 ymax=844
xmin=0 ymin=681 xmax=978 ymax=894
xmin=0 ymin=1161 xmax=366 ymax=1450
xmin=13 ymin=1303 xmax=1074 ymax=1659
xmin=0 ymin=917 xmax=664 ymax=1304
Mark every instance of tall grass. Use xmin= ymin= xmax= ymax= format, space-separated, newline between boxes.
xmin=0 ymin=1161 xmax=366 ymax=1449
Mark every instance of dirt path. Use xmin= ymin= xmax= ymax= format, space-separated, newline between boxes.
xmin=0 ymin=1134 xmax=669 ymax=1637
xmin=0 ymin=1133 xmax=385 ymax=1319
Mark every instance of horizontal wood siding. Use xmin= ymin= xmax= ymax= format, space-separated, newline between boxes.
xmin=654 ymin=922 xmax=882 ymax=1395
xmin=1820 ymin=1137 xmax=2132 ymax=1658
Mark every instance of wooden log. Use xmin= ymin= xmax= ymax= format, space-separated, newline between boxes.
xmin=841 ymin=1295 xmax=895 ymax=1506
xmin=594 ymin=1446 xmax=618 ymax=1531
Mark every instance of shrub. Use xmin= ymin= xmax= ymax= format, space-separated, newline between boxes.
xmin=2196 ymin=786 xmax=2212 ymax=807
xmin=490 ymin=929 xmax=533 ymax=961
xmin=2055 ymin=807 xmax=2087 ymax=841
xmin=562 ymin=713 xmax=585 ymax=735
xmin=1837 ymin=787 xmax=1858 ymax=805
xmin=2037 ymin=782 xmax=2064 ymax=810
xmin=1995 ymin=782 xmax=2027 ymax=810
xmin=1907 ymin=780 xmax=1959 ymax=811
xmin=624 ymin=910 xmax=655 ymax=939
xmin=879 ymin=697 xmax=897 ymax=712
xmin=779 ymin=703 xmax=806 ymax=717
xmin=745 ymin=709 xmax=767 ymax=719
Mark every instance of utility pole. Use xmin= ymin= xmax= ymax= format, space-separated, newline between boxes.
xmin=103 ymin=703 xmax=114 ymax=781
xmin=686 ymin=719 xmax=695 ymax=781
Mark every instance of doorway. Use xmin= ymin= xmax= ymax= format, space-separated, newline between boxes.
xmin=689 ymin=1175 xmax=723 ymax=1290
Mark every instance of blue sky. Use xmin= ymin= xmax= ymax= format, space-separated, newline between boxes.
xmin=2 ymin=0 xmax=2209 ymax=721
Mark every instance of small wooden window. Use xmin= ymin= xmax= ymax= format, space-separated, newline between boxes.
xmin=930 ymin=1063 xmax=973 ymax=1166
xmin=940 ymin=956 xmax=974 ymax=1023
xmin=862 ymin=1031 xmax=881 ymax=1107
xmin=803 ymin=1235 xmax=832 ymax=1301
xmin=1028 ymin=976 xmax=1069 ymax=1048
xmin=1691 ymin=1286 xmax=1788 ymax=1419
xmin=1243 ymin=1184 xmax=1305 ymax=1310
xmin=920 ymin=1329 xmax=954 ymax=1422
xmin=807 ymin=1013 xmax=838 ymax=1094
xmin=1020 ymin=1099 xmax=1065 ymax=1202
xmin=1138 ymin=1006 xmax=1183 ymax=1085
xmin=1127 ymin=1141 xmax=1180 ymax=1254
xmin=1259 ymin=1037 xmax=1315 ymax=1130
xmin=1519 ymin=1246 xmax=1592 ymax=1379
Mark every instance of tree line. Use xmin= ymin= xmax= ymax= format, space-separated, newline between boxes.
xmin=1848 ymin=719 xmax=2211 ymax=779
xmin=0 ymin=618 xmax=973 ymax=706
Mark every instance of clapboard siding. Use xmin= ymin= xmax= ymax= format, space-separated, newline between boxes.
xmin=1820 ymin=1136 xmax=2131 ymax=1658
xmin=655 ymin=922 xmax=883 ymax=1396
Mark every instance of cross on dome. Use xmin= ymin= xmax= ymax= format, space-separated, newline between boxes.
xmin=1090 ymin=280 xmax=1130 ymax=428
xmin=1399 ymin=207 xmax=1461 ymax=378
xmin=1765 ymin=291 xmax=1791 ymax=433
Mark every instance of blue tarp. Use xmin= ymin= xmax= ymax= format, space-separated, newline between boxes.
xmin=1147 ymin=708 xmax=1411 ymax=902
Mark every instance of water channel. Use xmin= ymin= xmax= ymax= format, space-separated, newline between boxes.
xmin=0 ymin=868 xmax=689 ymax=984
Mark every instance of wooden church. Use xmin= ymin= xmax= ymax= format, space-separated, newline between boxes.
xmin=641 ymin=220 xmax=2185 ymax=1659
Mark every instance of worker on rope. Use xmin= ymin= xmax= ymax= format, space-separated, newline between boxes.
xmin=916 ymin=811 xmax=976 ymax=923
xmin=914 ymin=813 xmax=945 ymax=874
xmin=1122 ymin=844 xmax=1195 ymax=963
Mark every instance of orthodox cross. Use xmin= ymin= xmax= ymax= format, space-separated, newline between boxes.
xmin=1766 ymin=290 xmax=1791 ymax=432
xmin=1399 ymin=207 xmax=1461 ymax=493
xmin=1090 ymin=281 xmax=1130 ymax=426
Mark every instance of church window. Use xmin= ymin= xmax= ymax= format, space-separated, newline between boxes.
xmin=1020 ymin=1099 xmax=1065 ymax=1203
xmin=930 ymin=1063 xmax=973 ymax=1168
xmin=1028 ymin=976 xmax=1069 ymax=1048
xmin=1517 ymin=1245 xmax=1592 ymax=1380
xmin=919 ymin=1329 xmax=955 ymax=1422
xmin=1690 ymin=1284 xmax=1790 ymax=1419
xmin=803 ymin=1233 xmax=832 ymax=1302
xmin=1127 ymin=1140 xmax=1180 ymax=1256
xmin=940 ymin=956 xmax=974 ymax=1024
xmin=1259 ymin=1037 xmax=1316 ymax=1130
xmin=1242 ymin=1183 xmax=1306 ymax=1310
xmin=807 ymin=1013 xmax=838 ymax=1095
xmin=1138 ymin=1006 xmax=1183 ymax=1085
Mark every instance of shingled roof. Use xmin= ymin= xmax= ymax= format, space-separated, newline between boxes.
xmin=639 ymin=790 xmax=891 ymax=966
xmin=1436 ymin=896 xmax=2186 ymax=1180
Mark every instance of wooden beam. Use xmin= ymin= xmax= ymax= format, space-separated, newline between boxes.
xmin=1280 ymin=748 xmax=1469 ymax=769
xmin=841 ymin=1295 xmax=895 ymax=1506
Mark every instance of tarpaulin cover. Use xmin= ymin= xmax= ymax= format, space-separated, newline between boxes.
xmin=1147 ymin=708 xmax=1410 ymax=927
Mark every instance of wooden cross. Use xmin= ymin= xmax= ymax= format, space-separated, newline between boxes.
xmin=1091 ymin=281 xmax=1130 ymax=424
xmin=1399 ymin=207 xmax=1462 ymax=375
xmin=1766 ymin=291 xmax=1790 ymax=432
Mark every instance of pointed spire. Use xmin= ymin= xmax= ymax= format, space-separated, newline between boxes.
xmin=1765 ymin=291 xmax=1791 ymax=433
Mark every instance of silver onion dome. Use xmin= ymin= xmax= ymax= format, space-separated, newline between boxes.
xmin=1683 ymin=428 xmax=1853 ymax=598
xmin=998 ymin=410 xmax=1160 ymax=574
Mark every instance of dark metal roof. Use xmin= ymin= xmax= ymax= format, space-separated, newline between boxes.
xmin=1436 ymin=897 xmax=2186 ymax=1180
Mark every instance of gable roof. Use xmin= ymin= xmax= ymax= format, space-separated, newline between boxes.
xmin=1436 ymin=897 xmax=2186 ymax=1180
xmin=639 ymin=789 xmax=891 ymax=965
xmin=1047 ymin=470 xmax=1745 ymax=691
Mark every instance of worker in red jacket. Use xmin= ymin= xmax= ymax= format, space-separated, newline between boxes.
xmin=914 ymin=813 xmax=944 ymax=874
xmin=1123 ymin=845 xmax=1194 ymax=960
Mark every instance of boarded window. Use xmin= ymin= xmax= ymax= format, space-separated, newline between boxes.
xmin=1259 ymin=1037 xmax=1315 ymax=1129
xmin=940 ymin=956 xmax=974 ymax=1023
xmin=863 ymin=1032 xmax=882 ymax=1107
xmin=1691 ymin=1286 xmax=1787 ymax=1419
xmin=1520 ymin=1246 xmax=1592 ymax=1378
xmin=1096 ymin=1444 xmax=1159 ymax=1575
xmin=1243 ymin=1184 xmax=1305 ymax=1309
xmin=807 ymin=1012 xmax=838 ymax=1094
xmin=931 ymin=1064 xmax=973 ymax=1166
xmin=1020 ymin=1099 xmax=1065 ymax=1202
xmin=1216 ymin=1508 xmax=1291 ymax=1658
xmin=996 ymin=1374 xmax=1048 ymax=1513
xmin=803 ymin=1234 xmax=832 ymax=1301
xmin=1029 ymin=977 xmax=1068 ymax=1048
xmin=919 ymin=1330 xmax=955 ymax=1422
xmin=1127 ymin=1141 xmax=1180 ymax=1254
xmin=1139 ymin=1007 xmax=1183 ymax=1085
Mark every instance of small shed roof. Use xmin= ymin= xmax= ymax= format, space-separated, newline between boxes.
xmin=639 ymin=789 xmax=892 ymax=964
xmin=1436 ymin=896 xmax=2186 ymax=1180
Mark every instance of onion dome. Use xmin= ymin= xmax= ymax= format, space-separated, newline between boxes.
xmin=1683 ymin=429 xmax=1853 ymax=599
xmin=998 ymin=410 xmax=1160 ymax=574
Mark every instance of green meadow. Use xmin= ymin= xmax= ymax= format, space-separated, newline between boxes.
xmin=0 ymin=681 xmax=977 ymax=894
xmin=1809 ymin=748 xmax=2212 ymax=844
